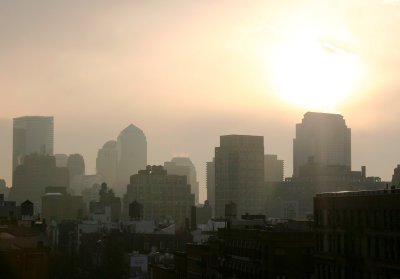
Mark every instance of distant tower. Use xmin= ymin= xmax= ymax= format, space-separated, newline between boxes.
xmin=264 ymin=154 xmax=284 ymax=182
xmin=206 ymin=158 xmax=215 ymax=216
xmin=293 ymin=112 xmax=351 ymax=177
xmin=215 ymin=135 xmax=265 ymax=217
xmin=164 ymin=157 xmax=200 ymax=204
xmin=12 ymin=116 xmax=54 ymax=182
xmin=67 ymin=154 xmax=85 ymax=179
xmin=117 ymin=124 xmax=147 ymax=195
xmin=96 ymin=140 xmax=118 ymax=188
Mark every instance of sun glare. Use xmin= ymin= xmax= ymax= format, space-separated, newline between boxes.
xmin=273 ymin=29 xmax=359 ymax=111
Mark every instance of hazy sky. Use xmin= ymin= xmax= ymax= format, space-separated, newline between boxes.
xmin=1 ymin=0 xmax=400 ymax=202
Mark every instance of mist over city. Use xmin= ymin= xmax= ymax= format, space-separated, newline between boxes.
xmin=1 ymin=1 xmax=400 ymax=278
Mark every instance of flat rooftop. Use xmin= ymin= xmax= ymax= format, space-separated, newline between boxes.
xmin=316 ymin=188 xmax=400 ymax=198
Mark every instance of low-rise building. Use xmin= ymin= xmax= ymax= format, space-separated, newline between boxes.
xmin=41 ymin=187 xmax=86 ymax=223
xmin=314 ymin=188 xmax=400 ymax=278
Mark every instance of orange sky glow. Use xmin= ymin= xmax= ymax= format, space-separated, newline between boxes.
xmin=1 ymin=0 xmax=400 ymax=201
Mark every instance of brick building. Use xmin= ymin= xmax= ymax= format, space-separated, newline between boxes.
xmin=314 ymin=188 xmax=400 ymax=278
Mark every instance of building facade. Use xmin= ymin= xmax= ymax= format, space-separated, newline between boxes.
xmin=206 ymin=159 xmax=215 ymax=217
xmin=117 ymin=124 xmax=147 ymax=196
xmin=123 ymin=166 xmax=194 ymax=229
xmin=96 ymin=140 xmax=118 ymax=189
xmin=164 ymin=157 xmax=200 ymax=205
xmin=8 ymin=154 xmax=69 ymax=212
xmin=264 ymin=154 xmax=284 ymax=182
xmin=293 ymin=112 xmax=351 ymax=177
xmin=214 ymin=135 xmax=265 ymax=217
xmin=12 ymin=116 xmax=54 ymax=180
xmin=314 ymin=189 xmax=400 ymax=278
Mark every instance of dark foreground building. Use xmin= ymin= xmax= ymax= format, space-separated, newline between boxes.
xmin=314 ymin=188 xmax=400 ymax=278
xmin=150 ymin=218 xmax=314 ymax=279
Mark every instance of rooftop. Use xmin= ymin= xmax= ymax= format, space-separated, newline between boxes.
xmin=316 ymin=188 xmax=400 ymax=198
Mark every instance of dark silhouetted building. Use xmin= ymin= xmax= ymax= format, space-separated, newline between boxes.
xmin=150 ymin=218 xmax=314 ymax=279
xmin=0 ymin=179 xmax=9 ymax=199
xmin=293 ymin=112 xmax=351 ymax=177
xmin=206 ymin=158 xmax=215 ymax=217
xmin=264 ymin=154 xmax=284 ymax=182
xmin=215 ymin=135 xmax=265 ymax=217
xmin=42 ymin=186 xmax=86 ymax=223
xmin=314 ymin=189 xmax=400 ymax=278
xmin=124 ymin=165 xmax=194 ymax=229
xmin=392 ymin=164 xmax=400 ymax=186
xmin=213 ymin=221 xmax=314 ymax=278
xmin=21 ymin=200 xmax=34 ymax=218
xmin=0 ymin=194 xmax=20 ymax=219
xmin=129 ymin=200 xmax=143 ymax=220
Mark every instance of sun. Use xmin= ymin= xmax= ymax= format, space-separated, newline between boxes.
xmin=273 ymin=29 xmax=359 ymax=111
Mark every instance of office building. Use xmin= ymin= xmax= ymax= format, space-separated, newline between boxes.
xmin=264 ymin=154 xmax=284 ymax=182
xmin=8 ymin=154 xmax=69 ymax=211
xmin=164 ymin=157 xmax=200 ymax=204
xmin=12 ymin=116 xmax=54 ymax=179
xmin=214 ymin=135 xmax=265 ymax=217
xmin=42 ymin=186 xmax=86 ymax=223
xmin=314 ymin=189 xmax=400 ymax=278
xmin=293 ymin=112 xmax=351 ymax=177
xmin=206 ymin=158 xmax=215 ymax=216
xmin=67 ymin=154 xmax=85 ymax=179
xmin=96 ymin=140 xmax=118 ymax=188
xmin=123 ymin=165 xmax=194 ymax=229
xmin=117 ymin=124 xmax=147 ymax=195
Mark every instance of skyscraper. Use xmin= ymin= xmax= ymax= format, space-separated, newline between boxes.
xmin=96 ymin=140 xmax=118 ymax=188
xmin=12 ymin=116 xmax=54 ymax=179
xmin=206 ymin=158 xmax=215 ymax=216
xmin=293 ymin=112 xmax=351 ymax=177
xmin=164 ymin=157 xmax=200 ymax=204
xmin=214 ymin=135 xmax=265 ymax=217
xmin=67 ymin=154 xmax=85 ymax=179
xmin=9 ymin=154 xmax=69 ymax=212
xmin=117 ymin=124 xmax=147 ymax=195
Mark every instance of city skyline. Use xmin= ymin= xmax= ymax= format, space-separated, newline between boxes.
xmin=1 ymin=1 xmax=400 ymax=277
xmin=1 ymin=0 xmax=400 ymax=203
xmin=0 ymin=109 xmax=399 ymax=203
